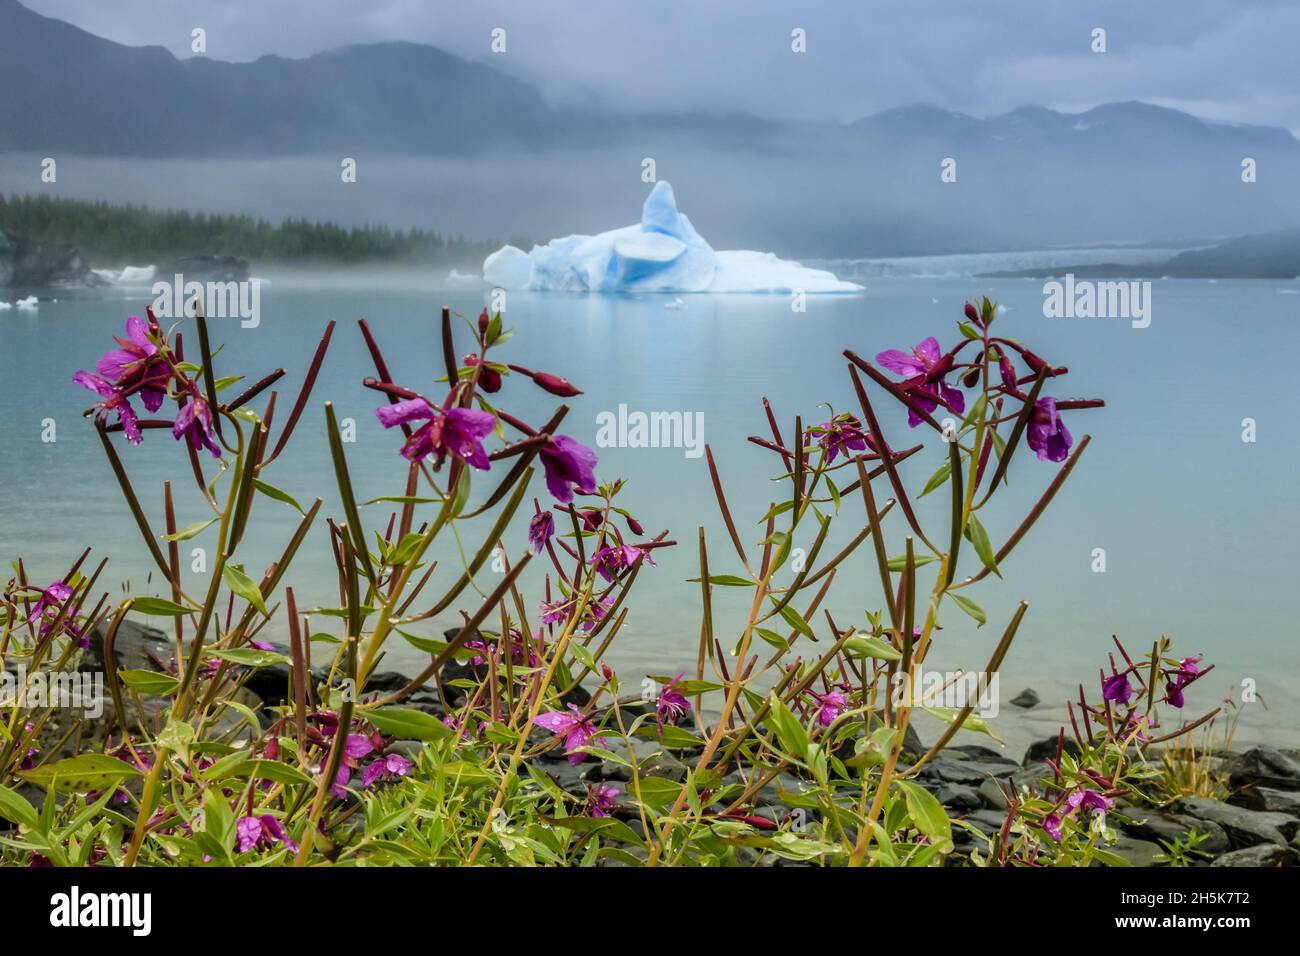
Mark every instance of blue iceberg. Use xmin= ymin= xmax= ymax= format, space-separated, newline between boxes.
xmin=483 ymin=182 xmax=863 ymax=294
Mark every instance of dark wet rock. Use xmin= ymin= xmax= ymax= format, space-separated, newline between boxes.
xmin=84 ymin=617 xmax=170 ymax=673
xmin=641 ymin=749 xmax=688 ymax=782
xmin=915 ymin=753 xmax=1018 ymax=787
xmin=942 ymin=744 xmax=1009 ymax=761
xmin=1176 ymin=796 xmax=1299 ymax=848
xmin=1211 ymin=844 xmax=1296 ymax=867
xmin=963 ymin=809 xmax=1010 ymax=837
xmin=539 ymin=758 xmax=592 ymax=794
xmin=978 ymin=763 xmax=1059 ymax=810
xmin=933 ymin=783 xmax=982 ymax=812
xmin=1010 ymin=688 xmax=1040 ymax=708
xmin=1233 ymin=786 xmax=1300 ymax=816
xmin=1227 ymin=747 xmax=1300 ymax=791
xmin=0 ymin=228 xmax=94 ymax=288
xmin=1125 ymin=812 xmax=1230 ymax=857
xmin=1105 ymin=835 xmax=1165 ymax=867
xmin=1023 ymin=734 xmax=1081 ymax=766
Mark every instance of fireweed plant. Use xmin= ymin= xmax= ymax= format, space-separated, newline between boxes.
xmin=0 ymin=297 xmax=1213 ymax=866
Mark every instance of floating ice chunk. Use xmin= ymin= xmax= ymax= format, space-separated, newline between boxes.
xmin=91 ymin=264 xmax=157 ymax=285
xmin=484 ymin=181 xmax=862 ymax=294
xmin=16 ymin=295 xmax=38 ymax=310
xmin=0 ymin=301 xmax=12 ymax=311
xmin=665 ymin=297 xmax=685 ymax=310
xmin=483 ymin=245 xmax=532 ymax=289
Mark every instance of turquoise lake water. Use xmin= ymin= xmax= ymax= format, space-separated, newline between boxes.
xmin=4 ymin=274 xmax=1297 ymax=753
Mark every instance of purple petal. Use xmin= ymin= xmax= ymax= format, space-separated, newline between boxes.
xmin=376 ymin=398 xmax=435 ymax=429
xmin=913 ymin=337 xmax=941 ymax=366
xmin=875 ymin=349 xmax=926 ymax=377
xmin=73 ymin=370 xmax=116 ymax=399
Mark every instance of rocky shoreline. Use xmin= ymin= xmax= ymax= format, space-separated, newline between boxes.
xmin=0 ymin=228 xmax=250 ymax=290
xmin=13 ymin=618 xmax=1299 ymax=867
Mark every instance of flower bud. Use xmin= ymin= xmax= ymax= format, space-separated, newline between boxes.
xmin=964 ymin=302 xmax=980 ymax=325
xmin=463 ymin=353 xmax=501 ymax=392
xmin=478 ymin=309 xmax=491 ymax=335
xmin=601 ymin=663 xmax=614 ymax=681
xmin=532 ymin=371 xmax=582 ymax=397
xmin=627 ymin=516 xmax=644 ymax=536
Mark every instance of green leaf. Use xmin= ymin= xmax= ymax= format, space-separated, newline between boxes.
xmin=363 ymin=706 xmax=452 ymax=742
xmin=766 ymin=693 xmax=810 ymax=759
xmin=118 ymin=669 xmax=181 ymax=695
xmin=129 ymin=597 xmax=196 ymax=616
xmin=0 ymin=784 xmax=40 ymax=828
xmin=205 ymin=757 xmax=314 ymax=789
xmin=387 ymin=532 xmax=426 ymax=567
xmin=686 ymin=574 xmax=754 ymax=587
xmin=754 ymin=627 xmax=792 ymax=651
xmin=946 ymin=592 xmax=987 ymax=626
xmin=921 ymin=705 xmax=1003 ymax=743
xmin=252 ymin=479 xmax=305 ymax=515
xmin=896 ymin=779 xmax=953 ymax=850
xmin=222 ymin=563 xmax=267 ymax=615
xmin=156 ymin=719 xmax=196 ymax=760
xmin=919 ymin=461 xmax=951 ymax=498
xmin=775 ymin=603 xmax=815 ymax=639
xmin=17 ymin=754 xmax=143 ymax=793
xmin=202 ymin=789 xmax=236 ymax=862
xmin=886 ymin=553 xmax=939 ymax=572
xmin=209 ymin=647 xmax=291 ymax=668
xmin=963 ymin=514 xmax=999 ymax=575
xmin=160 ymin=518 xmax=217 ymax=542
xmin=843 ymin=635 xmax=903 ymax=661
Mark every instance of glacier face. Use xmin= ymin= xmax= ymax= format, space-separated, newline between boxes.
xmin=483 ymin=182 xmax=863 ymax=294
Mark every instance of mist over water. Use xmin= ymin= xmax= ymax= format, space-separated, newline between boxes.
xmin=5 ymin=139 xmax=1298 ymax=260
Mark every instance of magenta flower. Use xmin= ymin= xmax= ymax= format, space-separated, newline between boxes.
xmin=173 ymin=394 xmax=222 ymax=458
xmin=1042 ymin=813 xmax=1063 ymax=842
xmin=540 ymin=594 xmax=613 ymax=633
xmin=816 ymin=414 xmax=874 ymax=463
xmin=1101 ymin=673 xmax=1133 ymax=706
xmin=538 ymin=435 xmax=598 ymax=504
xmin=590 ymin=544 xmax=654 ymax=583
xmin=588 ymin=783 xmax=620 ymax=818
xmin=1163 ymin=655 xmax=1202 ymax=709
xmin=876 ymin=336 xmax=965 ymax=426
xmin=235 ymin=815 xmax=297 ymax=854
xmin=97 ymin=315 xmax=168 ymax=412
xmin=344 ymin=734 xmax=376 ymax=761
xmin=376 ymin=398 xmax=496 ymax=469
xmin=528 ymin=511 xmax=555 ymax=554
xmin=1165 ymin=680 xmax=1186 ymax=709
xmin=1067 ymin=789 xmax=1114 ymax=817
xmin=26 ymin=580 xmax=87 ymax=646
xmin=813 ymin=690 xmax=848 ymax=727
xmin=361 ymin=753 xmax=414 ymax=788
xmin=73 ymin=371 xmax=143 ymax=444
xmin=534 ymin=704 xmax=603 ymax=764
xmin=656 ymin=673 xmax=690 ymax=733
xmin=1025 ymin=397 xmax=1073 ymax=463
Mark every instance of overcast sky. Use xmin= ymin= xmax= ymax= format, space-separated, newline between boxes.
xmin=25 ymin=0 xmax=1300 ymax=131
